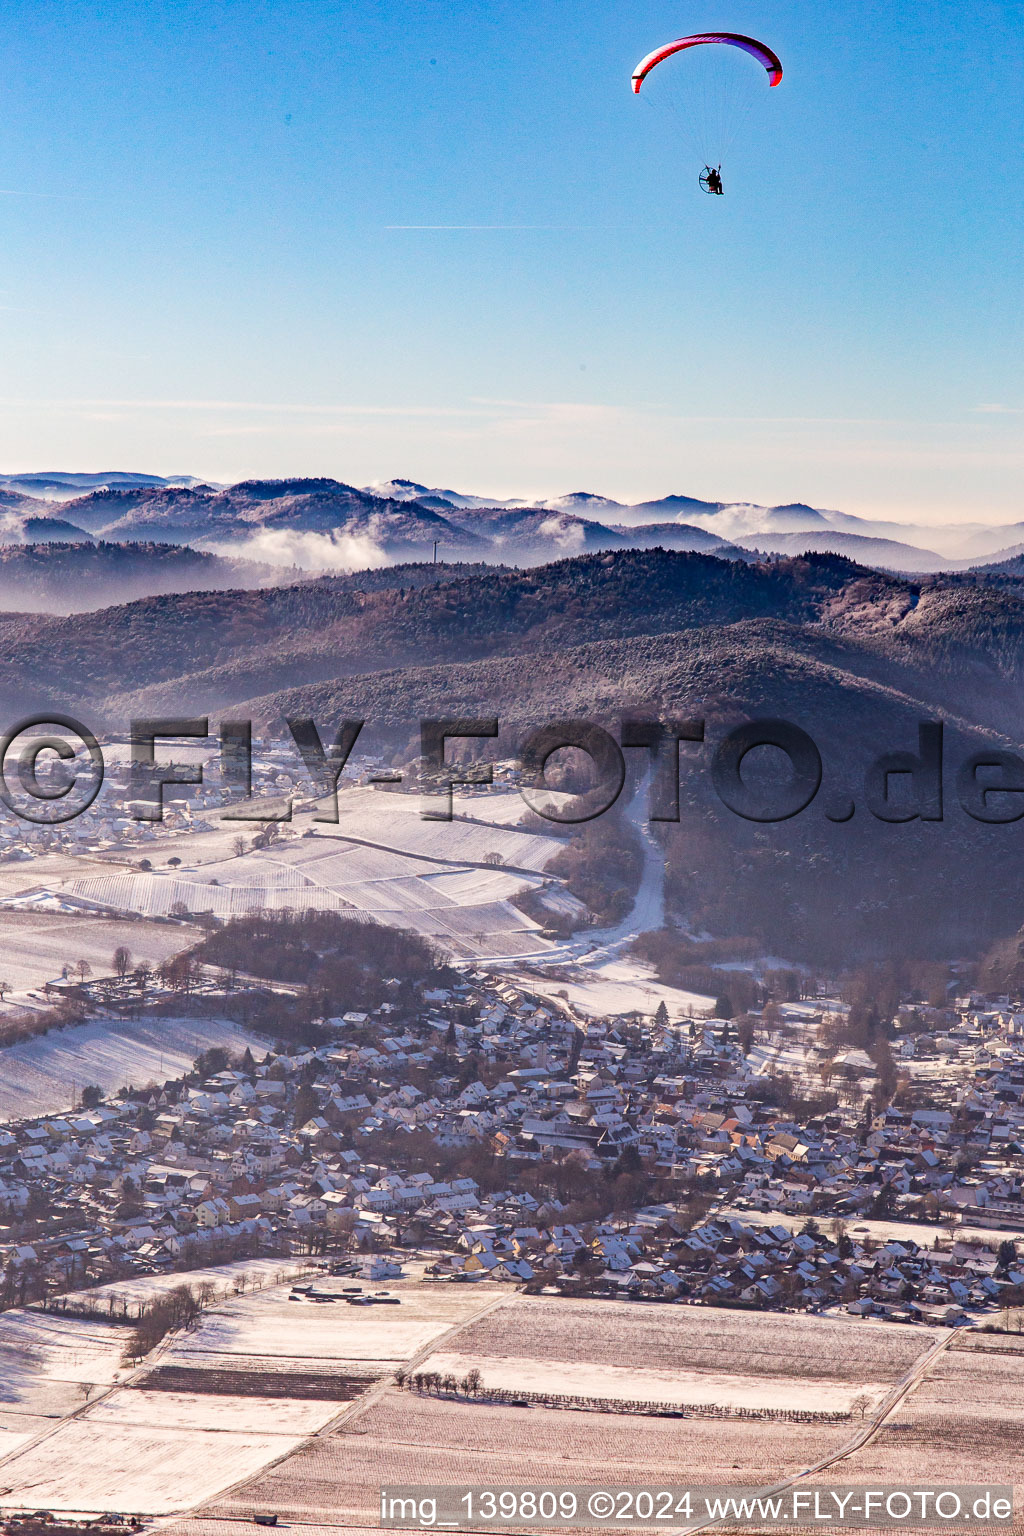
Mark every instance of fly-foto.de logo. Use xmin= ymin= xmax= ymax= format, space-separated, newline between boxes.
xmin=1 ymin=713 xmax=1021 ymax=830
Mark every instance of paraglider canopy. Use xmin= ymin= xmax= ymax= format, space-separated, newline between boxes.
xmin=632 ymin=33 xmax=783 ymax=93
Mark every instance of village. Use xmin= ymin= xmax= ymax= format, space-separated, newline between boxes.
xmin=2 ymin=957 xmax=1024 ymax=1332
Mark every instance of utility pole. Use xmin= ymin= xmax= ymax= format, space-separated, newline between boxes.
xmin=432 ymin=540 xmax=438 ymax=564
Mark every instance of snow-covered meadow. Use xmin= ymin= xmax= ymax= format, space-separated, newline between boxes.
xmin=0 ymin=1419 xmax=299 ymax=1516
xmin=0 ymin=909 xmax=201 ymax=998
xmin=442 ymin=1297 xmax=936 ymax=1389
xmin=0 ymin=1014 xmax=267 ymax=1120
xmin=165 ymin=1277 xmax=505 ymax=1366
xmin=11 ymin=791 xmax=569 ymax=961
xmin=414 ymin=1350 xmax=887 ymax=1414
xmin=205 ymin=1389 xmax=857 ymax=1528
xmin=0 ymin=1307 xmax=132 ymax=1418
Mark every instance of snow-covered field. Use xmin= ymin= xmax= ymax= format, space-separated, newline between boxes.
xmin=0 ymin=1308 xmax=131 ymax=1417
xmin=8 ymin=792 xmax=567 ymax=961
xmin=526 ymin=958 xmax=714 ymax=1021
xmin=804 ymin=1349 xmax=1024 ymax=1488
xmin=0 ymin=910 xmax=201 ymax=998
xmin=0 ymin=1419 xmax=298 ymax=1516
xmin=86 ymin=1387 xmax=335 ymax=1434
xmin=0 ymin=1014 xmax=267 ymax=1120
xmin=0 ymin=1274 xmax=505 ymax=1516
xmin=62 ymin=1259 xmax=310 ymax=1309
xmin=0 ymin=1422 xmax=41 ymax=1458
xmin=158 ymin=1299 xmax=945 ymax=1529
xmin=203 ymin=1389 xmax=855 ymax=1528
xmin=166 ymin=1279 xmax=504 ymax=1365
xmin=446 ymin=1297 xmax=935 ymax=1385
xmin=416 ymin=1350 xmax=886 ymax=1413
xmin=24 ymin=1288 xmax=1011 ymax=1525
xmin=0 ymin=1308 xmax=130 ymax=1389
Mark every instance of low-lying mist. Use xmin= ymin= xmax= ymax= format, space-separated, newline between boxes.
xmin=201 ymin=527 xmax=391 ymax=572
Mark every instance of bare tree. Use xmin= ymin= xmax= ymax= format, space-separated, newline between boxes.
xmin=133 ymin=962 xmax=153 ymax=1006
xmin=113 ymin=946 xmax=133 ymax=981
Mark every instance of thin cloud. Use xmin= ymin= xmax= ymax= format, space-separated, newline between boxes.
xmin=971 ymin=404 xmax=1023 ymax=415
xmin=0 ymin=396 xmax=494 ymax=418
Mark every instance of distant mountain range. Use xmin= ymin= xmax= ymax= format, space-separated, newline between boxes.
xmin=2 ymin=473 xmax=1024 ymax=962
xmin=365 ymin=478 xmax=1024 ymax=565
xmin=3 ymin=471 xmax=1024 ymax=577
xmin=0 ymin=471 xmax=1021 ymax=573
xmin=0 ymin=470 xmax=208 ymax=502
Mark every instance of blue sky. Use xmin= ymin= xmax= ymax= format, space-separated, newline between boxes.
xmin=0 ymin=0 xmax=1021 ymax=519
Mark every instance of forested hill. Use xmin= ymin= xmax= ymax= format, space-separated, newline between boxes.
xmin=1 ymin=546 xmax=1023 ymax=728
xmin=1 ymin=544 xmax=1023 ymax=961
xmin=0 ymin=540 xmax=279 ymax=613
xmin=0 ymin=549 xmax=909 ymax=710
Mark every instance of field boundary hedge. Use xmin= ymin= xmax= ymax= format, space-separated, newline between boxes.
xmin=400 ymin=1377 xmax=849 ymax=1424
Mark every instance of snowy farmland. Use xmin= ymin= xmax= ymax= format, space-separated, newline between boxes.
xmin=166 ymin=1298 xmax=948 ymax=1532
xmin=443 ymin=1296 xmax=935 ymax=1387
xmin=14 ymin=790 xmax=570 ymax=961
xmin=804 ymin=1342 xmax=1024 ymax=1490
xmin=0 ymin=1420 xmax=299 ymax=1517
xmin=0 ymin=1273 xmax=506 ymax=1516
xmin=163 ymin=1275 xmax=507 ymax=1366
xmin=7 ymin=1283 xmax=1012 ymax=1526
xmin=62 ymin=1259 xmax=310 ymax=1311
xmin=0 ymin=1014 xmax=267 ymax=1120
xmin=0 ymin=1307 xmax=131 ymax=1418
xmin=0 ymin=909 xmax=201 ymax=1000
xmin=203 ymin=1388 xmax=855 ymax=1529
xmin=414 ymin=1350 xmax=886 ymax=1414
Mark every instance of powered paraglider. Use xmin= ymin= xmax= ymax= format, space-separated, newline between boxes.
xmin=632 ymin=32 xmax=782 ymax=194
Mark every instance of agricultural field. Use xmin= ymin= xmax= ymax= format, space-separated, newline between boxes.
xmin=164 ymin=1276 xmax=506 ymax=1368
xmin=26 ymin=791 xmax=568 ymax=960
xmin=83 ymin=1386 xmax=336 ymax=1433
xmin=441 ymin=1297 xmax=935 ymax=1385
xmin=0 ymin=1307 xmax=131 ymax=1418
xmin=415 ymin=1350 xmax=880 ymax=1414
xmin=0 ymin=909 xmax=201 ymax=1001
xmin=0 ymin=1012 xmax=267 ymax=1120
xmin=2 ymin=1282 xmax=984 ymax=1526
xmin=805 ymin=1345 xmax=1024 ymax=1489
xmin=156 ymin=1298 xmax=947 ymax=1535
xmin=0 ymin=1274 xmax=505 ymax=1517
xmin=0 ymin=1419 xmax=299 ymax=1516
xmin=62 ymin=1259 xmax=309 ymax=1311
xmin=203 ymin=1388 xmax=855 ymax=1528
